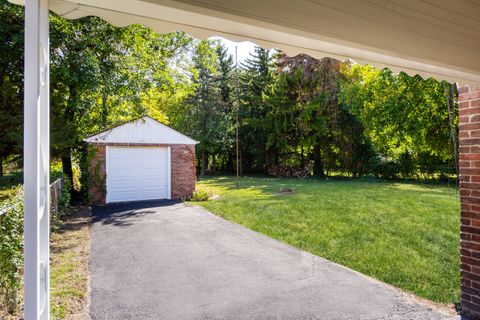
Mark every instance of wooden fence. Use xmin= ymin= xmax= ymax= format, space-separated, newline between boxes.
xmin=50 ymin=178 xmax=64 ymax=221
xmin=0 ymin=178 xmax=64 ymax=218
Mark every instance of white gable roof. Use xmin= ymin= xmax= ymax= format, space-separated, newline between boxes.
xmin=84 ymin=116 xmax=198 ymax=145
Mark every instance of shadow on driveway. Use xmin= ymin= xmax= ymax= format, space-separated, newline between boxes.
xmin=93 ymin=200 xmax=181 ymax=227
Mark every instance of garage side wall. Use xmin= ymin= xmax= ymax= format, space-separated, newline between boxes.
xmin=88 ymin=144 xmax=107 ymax=205
xmin=171 ymin=144 xmax=196 ymax=199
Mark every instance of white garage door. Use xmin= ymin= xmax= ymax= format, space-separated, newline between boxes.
xmin=106 ymin=146 xmax=170 ymax=203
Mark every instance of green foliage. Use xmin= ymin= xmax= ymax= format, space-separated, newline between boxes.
xmin=0 ymin=181 xmax=70 ymax=316
xmin=59 ymin=177 xmax=71 ymax=211
xmin=78 ymin=145 xmax=106 ymax=204
xmin=175 ymin=40 xmax=235 ymax=175
xmin=0 ymin=185 xmax=23 ymax=314
xmin=188 ymin=189 xmax=211 ymax=202
xmin=339 ymin=64 xmax=456 ymax=177
xmin=51 ymin=161 xmax=66 ymax=180
xmin=93 ymin=158 xmax=106 ymax=194
xmin=0 ymin=1 xmax=23 ymax=173
xmin=238 ymin=47 xmax=276 ymax=173
xmin=369 ymin=158 xmax=400 ymax=180
xmin=0 ymin=0 xmax=458 ymax=183
xmin=78 ymin=143 xmax=91 ymax=203
xmin=48 ymin=12 xmax=194 ymax=181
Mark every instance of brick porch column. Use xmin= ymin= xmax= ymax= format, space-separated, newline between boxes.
xmin=459 ymin=84 xmax=480 ymax=318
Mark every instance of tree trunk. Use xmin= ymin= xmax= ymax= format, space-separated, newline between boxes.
xmin=446 ymin=83 xmax=459 ymax=177
xmin=0 ymin=157 xmax=3 ymax=177
xmin=300 ymin=146 xmax=305 ymax=167
xmin=265 ymin=151 xmax=270 ymax=174
xmin=63 ymin=85 xmax=76 ymax=191
xmin=226 ymin=155 xmax=234 ymax=173
xmin=313 ymin=143 xmax=326 ymax=178
xmin=62 ymin=151 xmax=74 ymax=189
xmin=196 ymin=157 xmax=201 ymax=175
xmin=225 ymin=156 xmax=230 ymax=172
xmin=201 ymin=152 xmax=207 ymax=176
xmin=239 ymin=149 xmax=243 ymax=176
xmin=221 ymin=156 xmax=227 ymax=172
xmin=211 ymin=154 xmax=216 ymax=174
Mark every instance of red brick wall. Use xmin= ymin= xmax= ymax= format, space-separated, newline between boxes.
xmin=459 ymin=85 xmax=480 ymax=318
xmin=171 ymin=144 xmax=196 ymax=199
xmin=88 ymin=144 xmax=196 ymax=205
xmin=88 ymin=144 xmax=106 ymax=205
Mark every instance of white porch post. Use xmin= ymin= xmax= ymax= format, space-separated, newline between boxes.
xmin=24 ymin=0 xmax=50 ymax=319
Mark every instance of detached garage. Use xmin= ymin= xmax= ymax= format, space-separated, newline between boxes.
xmin=84 ymin=116 xmax=198 ymax=205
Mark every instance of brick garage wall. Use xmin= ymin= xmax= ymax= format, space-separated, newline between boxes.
xmin=87 ymin=143 xmax=196 ymax=205
xmin=88 ymin=144 xmax=106 ymax=205
xmin=171 ymin=144 xmax=196 ymax=199
xmin=459 ymin=85 xmax=480 ymax=318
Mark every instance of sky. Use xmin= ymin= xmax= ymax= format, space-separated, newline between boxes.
xmin=211 ymin=36 xmax=258 ymax=64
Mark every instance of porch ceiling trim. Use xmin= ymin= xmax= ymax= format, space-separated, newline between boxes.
xmin=9 ymin=0 xmax=480 ymax=86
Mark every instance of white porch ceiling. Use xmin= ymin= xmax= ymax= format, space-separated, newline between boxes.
xmin=11 ymin=0 xmax=480 ymax=85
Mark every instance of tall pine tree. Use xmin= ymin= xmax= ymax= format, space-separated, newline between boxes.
xmin=239 ymin=47 xmax=276 ymax=173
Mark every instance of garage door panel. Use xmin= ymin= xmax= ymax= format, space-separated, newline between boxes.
xmin=137 ymin=166 xmax=163 ymax=173
xmin=108 ymin=191 xmax=138 ymax=203
xmin=109 ymin=171 xmax=137 ymax=179
xmin=142 ymin=174 xmax=167 ymax=181
xmin=106 ymin=146 xmax=170 ymax=203
xmin=138 ymin=189 xmax=167 ymax=199
xmin=139 ymin=174 xmax=164 ymax=180
xmin=138 ymin=167 xmax=163 ymax=173
xmin=110 ymin=161 xmax=138 ymax=169
xmin=108 ymin=184 xmax=139 ymax=192
xmin=108 ymin=174 xmax=139 ymax=182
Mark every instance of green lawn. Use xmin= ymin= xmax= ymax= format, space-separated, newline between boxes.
xmin=195 ymin=176 xmax=460 ymax=304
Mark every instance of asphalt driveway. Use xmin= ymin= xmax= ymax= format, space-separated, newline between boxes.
xmin=90 ymin=201 xmax=459 ymax=320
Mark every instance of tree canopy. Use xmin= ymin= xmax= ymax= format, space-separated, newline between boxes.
xmin=0 ymin=0 xmax=457 ymax=182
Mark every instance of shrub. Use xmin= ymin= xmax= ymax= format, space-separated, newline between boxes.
xmin=59 ymin=176 xmax=71 ymax=211
xmin=398 ymin=151 xmax=415 ymax=178
xmin=0 ymin=186 xmax=23 ymax=315
xmin=50 ymin=161 xmax=64 ymax=181
xmin=188 ymin=189 xmax=211 ymax=202
xmin=78 ymin=143 xmax=90 ymax=203
xmin=368 ymin=157 xmax=400 ymax=180
xmin=78 ymin=144 xmax=105 ymax=204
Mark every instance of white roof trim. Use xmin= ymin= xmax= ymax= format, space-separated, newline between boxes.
xmin=84 ymin=116 xmax=198 ymax=145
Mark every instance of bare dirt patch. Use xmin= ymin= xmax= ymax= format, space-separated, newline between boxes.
xmin=277 ymin=187 xmax=294 ymax=195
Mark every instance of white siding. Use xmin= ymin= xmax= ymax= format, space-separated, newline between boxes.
xmin=85 ymin=116 xmax=197 ymax=145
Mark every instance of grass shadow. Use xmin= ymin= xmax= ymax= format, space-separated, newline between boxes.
xmin=51 ymin=206 xmax=91 ymax=254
